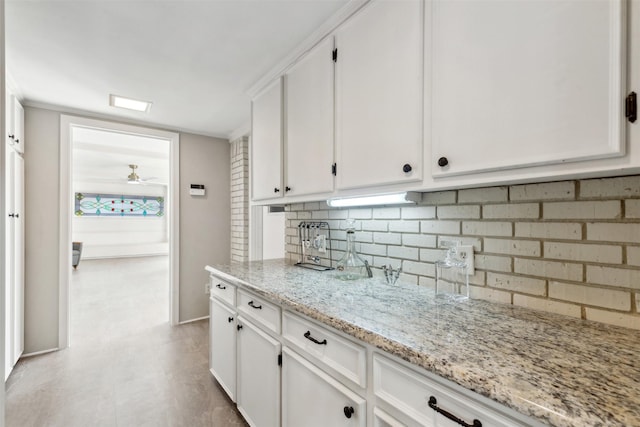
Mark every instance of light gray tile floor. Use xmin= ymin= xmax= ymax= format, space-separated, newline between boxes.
xmin=6 ymin=256 xmax=247 ymax=427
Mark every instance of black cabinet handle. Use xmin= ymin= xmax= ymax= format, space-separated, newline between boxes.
xmin=304 ymin=331 xmax=327 ymax=345
xmin=274 ymin=187 xmax=280 ymax=193
xmin=15 ymin=139 xmax=19 ymax=143
xmin=8 ymin=134 xmax=14 ymax=139
xmin=228 ymin=317 xmax=234 ymax=323
xmin=403 ymin=163 xmax=412 ymax=173
xmin=8 ymin=213 xmax=15 ymax=218
xmin=248 ymin=300 xmax=262 ymax=310
xmin=428 ymin=396 xmax=482 ymax=427
xmin=343 ymin=406 xmax=354 ymax=419
xmin=437 ymin=157 xmax=449 ymax=167
xmin=237 ymin=324 xmax=243 ymax=331
xmin=15 ymin=214 xmax=19 ymax=218
xmin=216 ymin=283 xmax=226 ymax=290
xmin=285 ymin=186 xmax=291 ymax=192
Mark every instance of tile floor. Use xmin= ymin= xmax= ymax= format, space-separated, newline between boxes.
xmin=5 ymin=256 xmax=247 ymax=427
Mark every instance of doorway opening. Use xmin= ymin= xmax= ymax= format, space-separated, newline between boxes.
xmin=59 ymin=116 xmax=180 ymax=349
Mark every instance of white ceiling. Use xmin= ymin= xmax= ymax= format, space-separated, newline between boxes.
xmin=6 ymin=0 xmax=349 ymax=138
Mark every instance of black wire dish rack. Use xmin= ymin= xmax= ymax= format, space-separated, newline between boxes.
xmin=295 ymin=221 xmax=334 ymax=271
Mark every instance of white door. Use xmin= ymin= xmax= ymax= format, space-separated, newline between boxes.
xmin=431 ymin=0 xmax=626 ymax=177
xmin=12 ymin=153 xmax=25 ymax=364
xmin=285 ymin=36 xmax=335 ymax=197
xmin=252 ymin=78 xmax=283 ymax=201
xmin=335 ymin=0 xmax=423 ymax=190
xmin=236 ymin=316 xmax=281 ymax=427
xmin=282 ymin=347 xmax=366 ymax=427
xmin=4 ymin=150 xmax=16 ymax=380
xmin=209 ymin=297 xmax=237 ymax=401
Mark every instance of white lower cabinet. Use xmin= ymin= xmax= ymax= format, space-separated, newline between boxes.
xmin=237 ymin=316 xmax=281 ymax=427
xmin=282 ymin=347 xmax=366 ymax=427
xmin=373 ymin=407 xmax=406 ymax=427
xmin=209 ymin=297 xmax=237 ymax=401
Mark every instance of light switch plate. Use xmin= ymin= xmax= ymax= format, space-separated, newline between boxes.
xmin=457 ymin=245 xmax=475 ymax=275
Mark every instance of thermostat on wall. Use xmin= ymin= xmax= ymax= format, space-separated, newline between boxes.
xmin=190 ymin=184 xmax=205 ymax=196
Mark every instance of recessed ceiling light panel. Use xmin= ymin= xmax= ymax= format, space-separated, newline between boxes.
xmin=109 ymin=94 xmax=152 ymax=112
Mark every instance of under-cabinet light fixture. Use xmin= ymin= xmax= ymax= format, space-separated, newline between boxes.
xmin=109 ymin=94 xmax=152 ymax=112
xmin=326 ymin=192 xmax=422 ymax=208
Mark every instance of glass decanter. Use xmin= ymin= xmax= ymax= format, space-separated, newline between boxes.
xmin=335 ymin=219 xmax=368 ymax=281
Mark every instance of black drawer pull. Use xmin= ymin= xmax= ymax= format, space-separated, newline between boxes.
xmin=428 ymin=396 xmax=482 ymax=427
xmin=248 ymin=300 xmax=262 ymax=310
xmin=304 ymin=331 xmax=327 ymax=345
xmin=216 ymin=283 xmax=226 ymax=290
xmin=343 ymin=406 xmax=354 ymax=419
xmin=228 ymin=317 xmax=234 ymax=323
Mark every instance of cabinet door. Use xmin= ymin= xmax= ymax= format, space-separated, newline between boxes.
xmin=282 ymin=347 xmax=366 ymax=427
xmin=335 ymin=0 xmax=423 ymax=190
xmin=373 ymin=407 xmax=407 ymax=427
xmin=13 ymin=99 xmax=24 ymax=154
xmin=431 ymin=0 xmax=626 ymax=177
xmin=285 ymin=36 xmax=335 ymax=197
xmin=5 ymin=91 xmax=14 ymax=148
xmin=12 ymin=153 xmax=24 ymax=364
xmin=209 ymin=297 xmax=236 ymax=402
xmin=4 ymin=150 xmax=16 ymax=381
xmin=236 ymin=316 xmax=281 ymax=427
xmin=251 ymin=78 xmax=283 ymax=201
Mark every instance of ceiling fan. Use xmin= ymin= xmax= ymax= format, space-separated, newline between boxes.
xmin=127 ymin=164 xmax=158 ymax=185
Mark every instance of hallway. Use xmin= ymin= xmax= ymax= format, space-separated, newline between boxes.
xmin=5 ymin=256 xmax=246 ymax=427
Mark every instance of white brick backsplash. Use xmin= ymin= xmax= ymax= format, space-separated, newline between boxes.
xmin=469 ymin=286 xmax=512 ymax=304
xmin=515 ymin=222 xmax=582 ymax=240
xmin=437 ymin=205 xmax=481 ymax=219
xmin=359 ymin=243 xmax=387 ymax=256
xmin=348 ymin=208 xmax=372 ymax=219
xmin=509 ymin=181 xmax=575 ymax=201
xmin=549 ymin=281 xmax=630 ymax=310
xmin=421 ymin=220 xmax=460 ymax=235
xmin=354 ymin=231 xmax=373 ymax=243
xmin=458 ymin=186 xmax=508 ymax=203
xmin=580 ymin=176 xmax=640 ymax=198
xmin=289 ymin=203 xmax=305 ymax=212
xmin=388 ymin=246 xmax=419 ymax=261
xmin=485 ymin=238 xmax=541 ymax=257
xmin=418 ymin=276 xmax=436 ymax=288
xmin=437 ymin=236 xmax=482 ymax=252
xmin=475 ymin=255 xmax=512 ymax=272
xmin=304 ymin=202 xmax=321 ymax=211
xmin=543 ymin=201 xmax=621 ymax=219
xmin=298 ymin=211 xmax=311 ymax=220
xmin=361 ymin=220 xmax=388 ymax=232
xmin=544 ymin=242 xmax=622 ymax=264
xmin=373 ymin=232 xmax=402 ymax=245
xmin=373 ymin=257 xmax=400 ymax=268
xmin=401 ymin=206 xmax=436 ymax=219
xmin=625 ymin=199 xmax=640 ymax=219
xmin=487 ymin=273 xmax=545 ymax=295
xmin=483 ymin=203 xmax=540 ymax=219
xmin=628 ymin=247 xmax=640 ymax=266
xmin=586 ymin=265 xmax=640 ymax=289
xmin=402 ymin=261 xmax=435 ymax=277
xmin=373 ymin=207 xmax=401 ymax=219
xmin=514 ymin=259 xmax=583 ymax=281
xmin=513 ymin=295 xmax=581 ymax=318
xmin=584 ymin=308 xmax=640 ymax=330
xmin=422 ymin=191 xmax=456 ymax=205
xmin=312 ymin=210 xmax=330 ymax=219
xmin=389 ymin=221 xmax=420 ymax=233
xmin=419 ymin=248 xmax=446 ymax=263
xmin=587 ymin=223 xmax=640 ymax=243
xmin=462 ymin=221 xmax=512 ymax=237
xmin=329 ymin=209 xmax=349 ymax=219
xmin=403 ymin=234 xmax=437 ymax=248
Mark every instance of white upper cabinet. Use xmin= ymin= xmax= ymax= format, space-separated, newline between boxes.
xmin=13 ymin=99 xmax=25 ymax=154
xmin=251 ymin=78 xmax=283 ymax=201
xmin=430 ymin=0 xmax=627 ymax=178
xmin=335 ymin=0 xmax=423 ymax=191
xmin=284 ymin=36 xmax=335 ymax=197
xmin=5 ymin=91 xmax=14 ymax=148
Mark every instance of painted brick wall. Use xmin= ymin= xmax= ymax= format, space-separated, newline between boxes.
xmin=285 ymin=175 xmax=640 ymax=330
xmin=230 ymin=136 xmax=249 ymax=262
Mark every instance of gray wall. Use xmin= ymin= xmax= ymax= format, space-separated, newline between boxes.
xmin=23 ymin=106 xmax=230 ymax=353
xmin=179 ymin=132 xmax=230 ymax=322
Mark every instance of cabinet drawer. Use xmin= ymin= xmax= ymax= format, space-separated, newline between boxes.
xmin=373 ymin=407 xmax=406 ymax=427
xmin=209 ymin=275 xmax=236 ymax=306
xmin=237 ymin=289 xmax=281 ymax=334
xmin=283 ymin=311 xmax=366 ymax=388
xmin=373 ymin=354 xmax=527 ymax=427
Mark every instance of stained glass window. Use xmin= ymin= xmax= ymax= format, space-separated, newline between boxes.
xmin=75 ymin=193 xmax=164 ymax=217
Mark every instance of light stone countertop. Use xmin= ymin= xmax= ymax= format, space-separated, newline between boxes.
xmin=205 ymin=259 xmax=640 ymax=427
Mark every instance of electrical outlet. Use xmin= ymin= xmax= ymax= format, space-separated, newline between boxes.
xmin=457 ymin=245 xmax=475 ymax=275
xmin=205 ymin=282 xmax=212 ymax=294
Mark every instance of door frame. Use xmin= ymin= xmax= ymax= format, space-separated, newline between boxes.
xmin=58 ymin=115 xmax=180 ymax=349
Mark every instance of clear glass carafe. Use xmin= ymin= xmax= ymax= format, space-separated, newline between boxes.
xmin=336 ymin=220 xmax=368 ymax=281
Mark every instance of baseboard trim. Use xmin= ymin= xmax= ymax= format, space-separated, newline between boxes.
xmin=22 ymin=348 xmax=59 ymax=358
xmin=179 ymin=316 xmax=209 ymax=325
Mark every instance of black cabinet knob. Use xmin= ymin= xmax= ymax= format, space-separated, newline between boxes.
xmin=8 ymin=134 xmax=14 ymax=139
xmin=8 ymin=213 xmax=15 ymax=218
xmin=274 ymin=187 xmax=280 ymax=193
xmin=227 ymin=317 xmax=234 ymax=323
xmin=237 ymin=324 xmax=243 ymax=331
xmin=285 ymin=186 xmax=291 ymax=192
xmin=403 ymin=163 xmax=412 ymax=173
xmin=343 ymin=406 xmax=354 ymax=419
xmin=437 ymin=157 xmax=449 ymax=167
xmin=15 ymin=139 xmax=19 ymax=143
xmin=15 ymin=214 xmax=19 ymax=218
